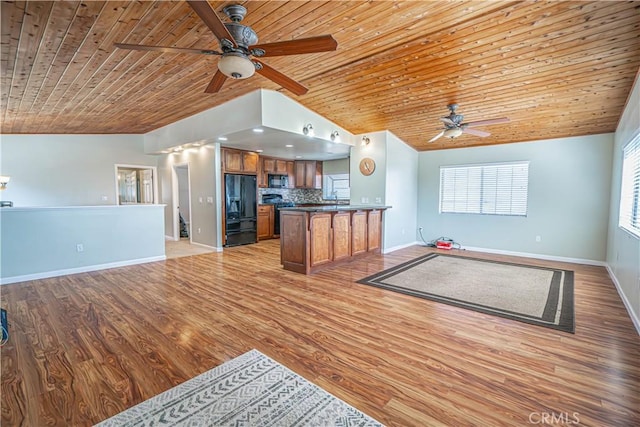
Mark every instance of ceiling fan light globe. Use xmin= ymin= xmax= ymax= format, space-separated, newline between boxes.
xmin=218 ymin=54 xmax=255 ymax=79
xmin=443 ymin=128 xmax=463 ymax=138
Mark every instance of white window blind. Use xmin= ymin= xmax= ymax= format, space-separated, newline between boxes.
xmin=619 ymin=134 xmax=640 ymax=238
xmin=440 ymin=162 xmax=529 ymax=216
xmin=323 ymin=173 xmax=350 ymax=200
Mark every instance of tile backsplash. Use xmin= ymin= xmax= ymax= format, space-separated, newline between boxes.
xmin=259 ymin=188 xmax=322 ymax=203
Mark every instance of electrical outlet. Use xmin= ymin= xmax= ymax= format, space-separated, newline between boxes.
xmin=198 ymin=228 xmax=201 ymax=234
xmin=199 ymin=197 xmax=203 ymax=203
xmin=535 ymin=235 xmax=541 ymax=242
xmin=207 ymin=197 xmax=213 ymax=204
xmin=76 ymin=244 xmax=84 ymax=252
xmin=101 ymin=195 xmax=108 ymax=201
xmin=375 ymin=197 xmax=382 ymax=203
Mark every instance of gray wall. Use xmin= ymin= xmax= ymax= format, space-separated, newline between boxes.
xmin=0 ymin=134 xmax=155 ymax=206
xmin=384 ymin=132 xmax=419 ymax=252
xmin=607 ymin=76 xmax=640 ymax=332
xmin=157 ymin=145 xmax=221 ymax=248
xmin=350 ymin=131 xmax=387 ymax=205
xmin=417 ymin=134 xmax=614 ymax=262
xmin=0 ymin=205 xmax=165 ymax=283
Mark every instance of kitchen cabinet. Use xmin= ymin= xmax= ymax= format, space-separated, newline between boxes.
xmin=262 ymin=158 xmax=287 ymax=174
xmin=286 ymin=161 xmax=295 ymax=188
xmin=309 ymin=213 xmax=332 ymax=268
xmin=280 ymin=207 xmax=388 ymax=274
xmin=294 ymin=160 xmax=322 ymax=189
xmin=351 ymin=210 xmax=368 ymax=256
xmin=257 ymin=204 xmax=274 ymax=240
xmin=332 ymin=211 xmax=351 ymax=261
xmin=222 ymin=148 xmax=258 ymax=173
xmin=367 ymin=209 xmax=382 ymax=251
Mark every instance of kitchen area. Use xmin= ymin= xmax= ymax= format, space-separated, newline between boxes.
xmin=223 ymin=146 xmax=350 ymax=245
xmin=221 ymin=146 xmax=389 ymax=274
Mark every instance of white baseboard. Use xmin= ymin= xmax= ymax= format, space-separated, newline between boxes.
xmin=191 ymin=241 xmax=223 ymax=252
xmin=461 ymin=246 xmax=607 ymax=266
xmin=165 ymin=235 xmax=178 ymax=241
xmin=606 ymin=264 xmax=640 ymax=336
xmin=383 ymin=241 xmax=421 ymax=254
xmin=0 ymin=255 xmax=167 ymax=285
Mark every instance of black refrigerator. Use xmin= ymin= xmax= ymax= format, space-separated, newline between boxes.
xmin=224 ymin=174 xmax=257 ymax=247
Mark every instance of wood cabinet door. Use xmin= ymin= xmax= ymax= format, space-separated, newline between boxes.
xmin=294 ymin=161 xmax=306 ymax=188
xmin=223 ymin=149 xmax=242 ymax=172
xmin=332 ymin=212 xmax=351 ymax=261
xmin=242 ymin=152 xmax=258 ymax=172
xmin=309 ymin=213 xmax=332 ymax=267
xmin=367 ymin=210 xmax=382 ymax=252
xmin=263 ymin=158 xmax=275 ymax=173
xmin=257 ymin=205 xmax=273 ymax=240
xmin=286 ymin=161 xmax=295 ymax=188
xmin=275 ymin=160 xmax=288 ymax=173
xmin=351 ymin=211 xmax=368 ymax=255
xmin=304 ymin=161 xmax=315 ymax=188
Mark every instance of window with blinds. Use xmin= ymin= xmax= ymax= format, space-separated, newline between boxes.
xmin=619 ymin=134 xmax=640 ymax=238
xmin=439 ymin=162 xmax=529 ymax=216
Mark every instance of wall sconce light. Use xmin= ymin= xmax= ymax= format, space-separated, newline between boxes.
xmin=330 ymin=131 xmax=340 ymax=142
xmin=302 ymin=123 xmax=314 ymax=137
xmin=361 ymin=136 xmax=371 ymax=146
xmin=0 ymin=176 xmax=10 ymax=190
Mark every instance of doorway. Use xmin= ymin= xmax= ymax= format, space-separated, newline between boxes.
xmin=172 ymin=163 xmax=192 ymax=242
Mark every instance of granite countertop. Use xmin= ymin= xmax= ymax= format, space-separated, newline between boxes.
xmin=279 ymin=205 xmax=391 ymax=212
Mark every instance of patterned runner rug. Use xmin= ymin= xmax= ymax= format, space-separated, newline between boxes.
xmin=95 ymin=349 xmax=383 ymax=427
xmin=358 ymin=253 xmax=574 ymax=333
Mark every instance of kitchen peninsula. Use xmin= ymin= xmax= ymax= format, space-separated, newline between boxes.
xmin=279 ymin=205 xmax=390 ymax=274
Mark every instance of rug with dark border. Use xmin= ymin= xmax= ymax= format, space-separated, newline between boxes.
xmin=358 ymin=253 xmax=574 ymax=333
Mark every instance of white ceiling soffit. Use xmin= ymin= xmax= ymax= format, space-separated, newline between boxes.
xmin=220 ymin=127 xmax=351 ymax=160
xmin=146 ymin=89 xmax=355 ymax=160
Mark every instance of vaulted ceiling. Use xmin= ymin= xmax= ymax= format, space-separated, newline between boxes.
xmin=2 ymin=1 xmax=639 ymax=151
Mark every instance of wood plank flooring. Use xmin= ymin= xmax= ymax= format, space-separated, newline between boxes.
xmin=1 ymin=240 xmax=639 ymax=426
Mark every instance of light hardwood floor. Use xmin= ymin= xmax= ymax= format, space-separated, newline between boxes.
xmin=1 ymin=240 xmax=639 ymax=426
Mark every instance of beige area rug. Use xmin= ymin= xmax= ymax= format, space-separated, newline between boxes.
xmin=358 ymin=253 xmax=574 ymax=333
xmin=95 ymin=349 xmax=382 ymax=427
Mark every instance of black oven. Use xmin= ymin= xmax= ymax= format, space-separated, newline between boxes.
xmin=262 ymin=194 xmax=294 ymax=235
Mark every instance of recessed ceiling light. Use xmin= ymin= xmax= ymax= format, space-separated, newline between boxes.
xmin=218 ymin=137 xmax=228 ymax=141
xmin=285 ymin=144 xmax=293 ymax=148
xmin=256 ymin=149 xmax=263 ymax=153
xmin=295 ymin=155 xmax=302 ymax=159
xmin=253 ymin=128 xmax=264 ymax=133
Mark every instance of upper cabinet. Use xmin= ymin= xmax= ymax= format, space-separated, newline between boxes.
xmin=222 ymin=148 xmax=258 ymax=173
xmin=295 ymin=160 xmax=322 ymax=189
xmin=259 ymin=156 xmax=295 ymax=188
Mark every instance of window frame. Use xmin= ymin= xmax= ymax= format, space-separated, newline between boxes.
xmin=438 ymin=161 xmax=530 ymax=217
xmin=618 ymin=131 xmax=640 ymax=239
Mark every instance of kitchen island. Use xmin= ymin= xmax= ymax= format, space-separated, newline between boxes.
xmin=279 ymin=205 xmax=390 ymax=274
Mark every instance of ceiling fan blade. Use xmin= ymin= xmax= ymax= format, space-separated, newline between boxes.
xmin=114 ymin=43 xmax=221 ymax=56
xmin=428 ymin=130 xmax=445 ymax=142
xmin=204 ymin=70 xmax=228 ymax=93
xmin=250 ymin=35 xmax=338 ymax=57
xmin=465 ymin=117 xmax=510 ymax=127
xmin=462 ymin=128 xmax=491 ymax=137
xmin=440 ymin=117 xmax=456 ymax=125
xmin=186 ymin=0 xmax=237 ymax=47
xmin=255 ymin=60 xmax=308 ymax=96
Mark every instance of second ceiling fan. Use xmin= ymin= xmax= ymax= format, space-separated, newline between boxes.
xmin=429 ymin=104 xmax=510 ymax=142
xmin=115 ymin=1 xmax=338 ymax=95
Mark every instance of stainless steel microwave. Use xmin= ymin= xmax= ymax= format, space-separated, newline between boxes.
xmin=268 ymin=174 xmax=289 ymax=188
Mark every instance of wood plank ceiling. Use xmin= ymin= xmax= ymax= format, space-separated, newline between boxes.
xmin=1 ymin=1 xmax=639 ymax=151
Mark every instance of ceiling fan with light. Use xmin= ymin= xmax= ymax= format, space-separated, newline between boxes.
xmin=115 ymin=2 xmax=338 ymax=95
xmin=428 ymin=104 xmax=510 ymax=142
